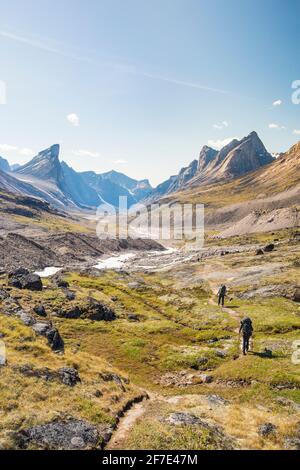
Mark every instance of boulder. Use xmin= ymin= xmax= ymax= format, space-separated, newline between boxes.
xmin=256 ymin=248 xmax=264 ymax=256
xmin=8 ymin=267 xmax=29 ymax=278
xmin=21 ymin=274 xmax=43 ymax=291
xmin=207 ymin=394 xmax=229 ymax=407
xmin=32 ymin=322 xmax=64 ymax=352
xmin=166 ymin=412 xmax=202 ymax=426
xmin=164 ymin=413 xmax=236 ymax=450
xmin=8 ymin=269 xmax=43 ymax=291
xmin=99 ymin=372 xmax=126 ymax=391
xmin=275 ymin=397 xmax=300 ymax=412
xmin=258 ymin=422 xmax=277 ymax=437
xmin=46 ymin=328 xmax=64 ymax=352
xmin=54 ymin=277 xmax=69 ymax=289
xmin=56 ymin=298 xmax=116 ymax=322
xmin=64 ymin=290 xmax=76 ymax=301
xmin=57 ymin=367 xmax=81 ymax=387
xmin=191 ymin=357 xmax=209 ymax=370
xmin=16 ymin=418 xmax=104 ymax=450
xmin=199 ymin=373 xmax=213 ymax=384
xmin=17 ymin=364 xmax=80 ymax=387
xmin=33 ymin=305 xmax=47 ymax=317
xmin=32 ymin=322 xmax=51 ymax=336
xmin=18 ymin=311 xmax=36 ymax=326
xmin=264 ymin=243 xmax=275 ymax=252
xmin=216 ymin=350 xmax=227 ymax=358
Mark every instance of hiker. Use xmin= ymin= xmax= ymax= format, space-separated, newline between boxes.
xmin=218 ymin=285 xmax=227 ymax=306
xmin=239 ymin=317 xmax=253 ymax=355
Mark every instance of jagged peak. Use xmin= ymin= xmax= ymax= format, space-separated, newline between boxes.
xmin=15 ymin=144 xmax=62 ymax=181
xmin=198 ymin=146 xmax=218 ymax=171
xmin=36 ymin=144 xmax=60 ymax=161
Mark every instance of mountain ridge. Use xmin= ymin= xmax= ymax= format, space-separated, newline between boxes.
xmin=147 ymin=131 xmax=274 ymax=202
xmin=6 ymin=145 xmax=152 ymax=210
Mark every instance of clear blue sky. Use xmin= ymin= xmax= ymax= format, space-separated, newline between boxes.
xmin=0 ymin=0 xmax=300 ymax=185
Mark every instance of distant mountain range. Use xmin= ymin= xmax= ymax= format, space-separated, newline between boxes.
xmin=0 ymin=145 xmax=152 ymax=210
xmin=0 ymin=131 xmax=297 ymax=218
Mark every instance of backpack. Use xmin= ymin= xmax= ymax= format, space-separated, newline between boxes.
xmin=241 ymin=318 xmax=253 ymax=336
xmin=219 ymin=285 xmax=226 ymax=296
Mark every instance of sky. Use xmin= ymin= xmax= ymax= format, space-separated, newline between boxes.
xmin=0 ymin=0 xmax=300 ymax=186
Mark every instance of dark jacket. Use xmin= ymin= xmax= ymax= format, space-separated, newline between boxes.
xmin=218 ymin=285 xmax=227 ymax=296
xmin=239 ymin=318 xmax=253 ymax=336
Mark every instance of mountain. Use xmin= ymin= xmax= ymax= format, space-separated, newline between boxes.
xmin=0 ymin=168 xmax=61 ymax=203
xmin=189 ymin=131 xmax=274 ymax=187
xmin=81 ymin=171 xmax=134 ymax=207
xmin=148 ymin=131 xmax=274 ymax=202
xmin=81 ymin=170 xmax=152 ymax=207
xmin=60 ymin=162 xmax=100 ymax=208
xmin=12 ymin=145 xmax=81 ymax=209
xmin=160 ymin=139 xmax=300 ymax=237
xmin=10 ymin=144 xmax=152 ymax=210
xmin=16 ymin=144 xmax=62 ymax=182
xmin=101 ymin=170 xmax=151 ymax=194
xmin=147 ymin=159 xmax=198 ymax=201
xmin=0 ymin=156 xmax=10 ymax=172
xmin=14 ymin=145 xmax=101 ymax=209
xmin=197 ymin=145 xmax=218 ymax=172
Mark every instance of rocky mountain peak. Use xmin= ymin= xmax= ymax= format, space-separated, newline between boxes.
xmin=215 ymin=131 xmax=274 ymax=178
xmin=15 ymin=144 xmax=62 ymax=182
xmin=198 ymin=146 xmax=218 ymax=172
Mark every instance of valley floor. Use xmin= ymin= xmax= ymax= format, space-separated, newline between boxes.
xmin=0 ymin=229 xmax=300 ymax=450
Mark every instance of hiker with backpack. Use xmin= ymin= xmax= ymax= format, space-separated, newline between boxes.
xmin=239 ymin=317 xmax=253 ymax=355
xmin=218 ymin=285 xmax=227 ymax=307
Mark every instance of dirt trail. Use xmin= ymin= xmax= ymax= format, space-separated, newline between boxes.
xmin=107 ymin=398 xmax=150 ymax=450
xmin=106 ymin=275 xmax=246 ymax=450
xmin=106 ymin=392 xmax=166 ymax=450
xmin=207 ymin=276 xmax=243 ymax=329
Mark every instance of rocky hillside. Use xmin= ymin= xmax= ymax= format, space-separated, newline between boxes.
xmin=0 ymin=169 xmax=61 ymax=204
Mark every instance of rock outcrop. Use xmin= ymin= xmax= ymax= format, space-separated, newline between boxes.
xmin=164 ymin=412 xmax=236 ymax=450
xmin=16 ymin=418 xmax=109 ymax=450
xmin=16 ymin=364 xmax=80 ymax=387
xmin=8 ymin=268 xmax=43 ymax=291
xmin=55 ymin=298 xmax=116 ymax=322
